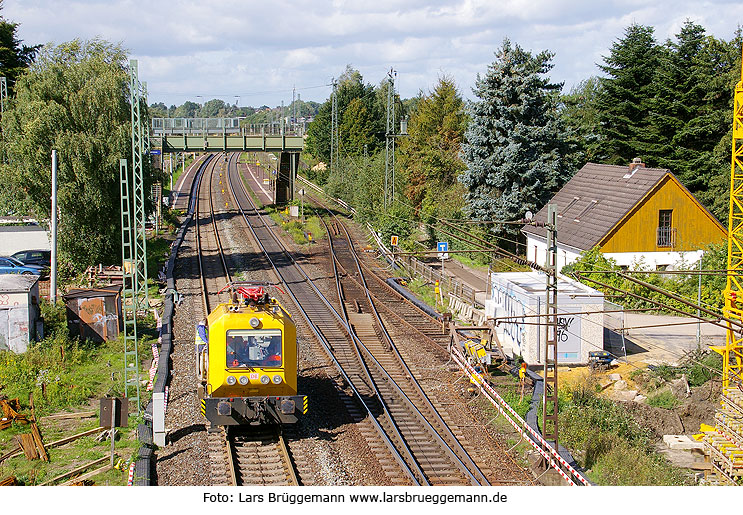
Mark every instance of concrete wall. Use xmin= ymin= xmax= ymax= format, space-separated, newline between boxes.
xmin=0 ymin=226 xmax=50 ymax=255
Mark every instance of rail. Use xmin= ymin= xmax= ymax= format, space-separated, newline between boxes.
xmin=227 ymin=161 xmax=421 ymax=485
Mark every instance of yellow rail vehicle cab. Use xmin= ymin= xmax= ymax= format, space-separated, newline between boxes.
xmin=198 ymin=286 xmax=306 ymax=426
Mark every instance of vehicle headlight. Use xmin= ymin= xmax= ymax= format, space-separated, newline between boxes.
xmin=272 ymin=375 xmax=282 ymax=384
xmin=250 ymin=317 xmax=261 ymax=328
xmin=238 ymin=375 xmax=249 ymax=385
xmin=260 ymin=375 xmax=270 ymax=385
xmin=226 ymin=375 xmax=237 ymax=385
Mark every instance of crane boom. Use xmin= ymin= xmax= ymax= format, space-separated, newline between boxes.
xmin=703 ymin=47 xmax=743 ymax=485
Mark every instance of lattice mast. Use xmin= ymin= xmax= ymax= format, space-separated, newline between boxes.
xmin=330 ymin=78 xmax=338 ymax=180
xmin=704 ymin=46 xmax=743 ymax=484
xmin=384 ymin=69 xmax=396 ymax=209
xmin=130 ymin=60 xmax=149 ymax=311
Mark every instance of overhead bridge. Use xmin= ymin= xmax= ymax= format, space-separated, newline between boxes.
xmin=152 ymin=117 xmax=304 ymax=153
xmin=152 ymin=118 xmax=303 ymax=204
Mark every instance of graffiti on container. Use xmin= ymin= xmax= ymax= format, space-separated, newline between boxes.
xmin=91 ymin=313 xmax=118 ymax=324
xmin=556 ymin=315 xmax=575 ymax=343
xmin=0 ymin=294 xmax=8 ymax=305
xmin=494 ymin=286 xmax=525 ymax=351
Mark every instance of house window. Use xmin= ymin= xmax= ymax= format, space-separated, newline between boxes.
xmin=657 ymin=209 xmax=675 ymax=247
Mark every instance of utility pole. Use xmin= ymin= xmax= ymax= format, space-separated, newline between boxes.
xmin=50 ymin=150 xmax=58 ymax=303
xmin=542 ymin=204 xmax=559 ymax=454
xmin=384 ymin=69 xmax=396 ymax=209
xmin=330 ymin=78 xmax=339 ymax=178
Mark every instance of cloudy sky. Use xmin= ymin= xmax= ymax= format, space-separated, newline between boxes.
xmin=5 ymin=1 xmax=743 ymax=109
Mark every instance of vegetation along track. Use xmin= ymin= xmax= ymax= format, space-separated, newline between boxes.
xmin=311 ymin=194 xmax=534 ymax=485
xmin=195 ymin=152 xmax=304 ymax=485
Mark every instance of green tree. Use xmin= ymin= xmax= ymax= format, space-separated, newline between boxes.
xmin=339 ymin=98 xmax=377 ymax=155
xmin=648 ymin=22 xmax=735 ymax=201
xmin=399 ymin=76 xmax=467 ymax=220
xmin=460 ymin=39 xmax=570 ymax=244
xmin=174 ymin=100 xmax=199 ymax=118
xmin=560 ymin=76 xmax=603 ymax=164
xmin=149 ymin=102 xmax=168 ymax=118
xmin=199 ymin=98 xmax=227 ymax=117
xmin=596 ymin=24 xmax=661 ymax=164
xmin=0 ymin=4 xmax=39 ymax=95
xmin=305 ymin=65 xmax=382 ymax=167
xmin=0 ymin=39 xmax=161 ymax=270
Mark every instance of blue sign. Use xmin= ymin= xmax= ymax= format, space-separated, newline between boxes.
xmin=150 ymin=149 xmax=162 ymax=155
xmin=437 ymin=241 xmax=448 ymax=252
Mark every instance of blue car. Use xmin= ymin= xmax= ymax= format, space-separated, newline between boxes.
xmin=0 ymin=256 xmax=44 ymax=275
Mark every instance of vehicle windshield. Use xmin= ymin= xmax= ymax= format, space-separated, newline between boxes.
xmin=226 ymin=329 xmax=282 ymax=368
xmin=6 ymin=257 xmax=25 ymax=266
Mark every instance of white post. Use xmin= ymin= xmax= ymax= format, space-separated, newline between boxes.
xmin=153 ymin=391 xmax=166 ymax=446
xmin=697 ymin=253 xmax=702 ymax=349
xmin=50 ymin=150 xmax=58 ymax=303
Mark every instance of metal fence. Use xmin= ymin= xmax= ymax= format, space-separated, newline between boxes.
xmin=394 ymin=253 xmax=480 ymax=308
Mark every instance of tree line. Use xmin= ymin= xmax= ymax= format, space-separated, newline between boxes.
xmin=0 ymin=9 xmax=740 ymax=273
xmin=149 ymin=98 xmax=320 ymax=124
xmin=303 ymin=21 xmax=742 ymax=258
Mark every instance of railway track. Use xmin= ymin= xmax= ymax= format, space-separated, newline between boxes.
xmin=226 ymin=158 xmax=517 ymax=485
xmin=194 ymin=153 xmax=304 ymax=486
xmin=311 ymin=194 xmax=534 ymax=486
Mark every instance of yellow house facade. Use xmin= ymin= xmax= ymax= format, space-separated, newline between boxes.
xmin=600 ymin=173 xmax=726 ymax=254
xmin=522 ymin=161 xmax=726 ymax=270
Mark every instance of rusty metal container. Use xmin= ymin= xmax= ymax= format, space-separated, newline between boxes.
xmin=62 ymin=285 xmax=122 ymax=342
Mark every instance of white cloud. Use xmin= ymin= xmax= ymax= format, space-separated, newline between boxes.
xmin=4 ymin=0 xmax=743 ymax=107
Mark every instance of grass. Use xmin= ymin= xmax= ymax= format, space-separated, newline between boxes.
xmin=558 ymin=384 xmax=691 ymax=485
xmin=0 ymin=263 xmax=160 ymax=485
xmin=646 ymin=389 xmax=680 ymax=409
xmin=397 ymin=276 xmax=442 ymax=312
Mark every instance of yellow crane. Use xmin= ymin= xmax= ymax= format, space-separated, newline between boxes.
xmin=703 ymin=46 xmax=743 ymax=485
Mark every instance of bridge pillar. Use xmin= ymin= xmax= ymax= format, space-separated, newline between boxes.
xmin=276 ymin=152 xmax=298 ymax=205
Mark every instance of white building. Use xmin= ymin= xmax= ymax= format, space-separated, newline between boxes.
xmin=0 ymin=224 xmax=51 ymax=256
xmin=485 ymin=272 xmax=604 ymax=365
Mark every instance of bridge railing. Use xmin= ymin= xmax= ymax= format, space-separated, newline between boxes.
xmin=151 ymin=117 xmax=308 ymax=137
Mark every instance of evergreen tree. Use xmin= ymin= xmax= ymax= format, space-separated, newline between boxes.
xmin=648 ymin=22 xmax=729 ymax=191
xmin=559 ymin=76 xmax=604 ymax=164
xmin=596 ymin=24 xmax=660 ymax=164
xmin=0 ymin=4 xmax=39 ymax=95
xmin=460 ymin=39 xmax=570 ymax=243
xmin=399 ymin=76 xmax=467 ymax=218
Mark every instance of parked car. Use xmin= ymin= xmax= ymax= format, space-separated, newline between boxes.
xmin=11 ymin=249 xmax=51 ymax=268
xmin=0 ymin=256 xmax=45 ymax=276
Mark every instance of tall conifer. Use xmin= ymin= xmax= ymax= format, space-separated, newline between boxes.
xmin=460 ymin=39 xmax=569 ymax=242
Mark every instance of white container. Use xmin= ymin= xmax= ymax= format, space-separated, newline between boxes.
xmin=0 ymin=275 xmax=41 ymax=353
xmin=484 ymin=272 xmax=604 ymax=365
